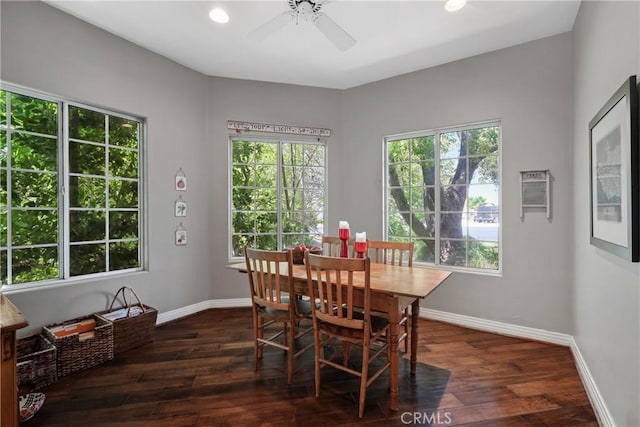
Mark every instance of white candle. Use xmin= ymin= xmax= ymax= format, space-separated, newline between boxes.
xmin=355 ymin=232 xmax=366 ymax=242
xmin=338 ymin=221 xmax=350 ymax=230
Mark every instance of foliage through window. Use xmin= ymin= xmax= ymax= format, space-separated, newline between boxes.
xmin=385 ymin=122 xmax=501 ymax=272
xmin=1 ymin=86 xmax=143 ymax=287
xmin=230 ymin=138 xmax=325 ymax=257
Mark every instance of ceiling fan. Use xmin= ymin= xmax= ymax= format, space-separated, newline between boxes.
xmin=248 ymin=0 xmax=356 ymax=51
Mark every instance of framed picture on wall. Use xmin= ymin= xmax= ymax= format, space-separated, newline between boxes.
xmin=520 ymin=170 xmax=551 ymax=219
xmin=589 ymin=75 xmax=639 ymax=262
xmin=175 ymin=168 xmax=187 ymax=191
xmin=175 ymin=196 xmax=187 ymax=217
xmin=175 ymin=224 xmax=187 ymax=246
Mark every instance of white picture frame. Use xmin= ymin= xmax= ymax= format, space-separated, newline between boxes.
xmin=175 ymin=229 xmax=187 ymax=246
xmin=175 ymin=169 xmax=187 ymax=191
xmin=175 ymin=197 xmax=187 ymax=217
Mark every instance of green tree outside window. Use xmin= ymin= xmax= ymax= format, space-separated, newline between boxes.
xmin=386 ymin=123 xmax=500 ymax=271
xmin=1 ymin=87 xmax=142 ymax=287
xmin=231 ymin=138 xmax=325 ymax=257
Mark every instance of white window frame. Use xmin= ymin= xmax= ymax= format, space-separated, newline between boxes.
xmin=0 ymin=82 xmax=146 ymax=292
xmin=383 ymin=120 xmax=502 ymax=275
xmin=228 ymin=135 xmax=328 ymax=261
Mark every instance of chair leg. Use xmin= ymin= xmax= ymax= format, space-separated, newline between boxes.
xmin=386 ymin=330 xmax=392 ymax=392
xmin=283 ymin=322 xmax=289 ymax=347
xmin=287 ymin=320 xmax=295 ymax=385
xmin=343 ymin=342 xmax=351 ymax=367
xmin=358 ymin=342 xmax=370 ymax=419
xmin=404 ymin=308 xmax=409 ymax=353
xmin=315 ymin=328 xmax=322 ymax=398
xmin=253 ymin=312 xmax=260 ymax=371
xmin=257 ymin=316 xmax=265 ymax=359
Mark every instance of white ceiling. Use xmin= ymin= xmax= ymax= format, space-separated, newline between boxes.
xmin=45 ymin=0 xmax=581 ymax=90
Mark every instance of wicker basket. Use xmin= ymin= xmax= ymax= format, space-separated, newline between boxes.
xmin=94 ymin=287 xmax=157 ymax=355
xmin=17 ymin=334 xmax=57 ymax=391
xmin=43 ymin=315 xmax=113 ymax=378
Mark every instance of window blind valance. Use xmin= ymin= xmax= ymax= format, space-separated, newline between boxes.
xmin=227 ymin=120 xmax=331 ymax=138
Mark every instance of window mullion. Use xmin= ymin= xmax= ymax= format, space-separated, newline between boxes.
xmin=105 ymin=114 xmax=110 ymax=272
xmin=5 ymin=92 xmax=12 ymax=285
xmin=62 ymin=102 xmax=70 ymax=279
xmin=253 ymin=143 xmax=258 ymax=248
xmin=465 ymin=137 xmax=470 ymax=268
xmin=276 ymin=140 xmax=283 ymax=251
xmin=136 ymin=123 xmax=143 ymax=269
xmin=434 ymin=131 xmax=441 ymax=267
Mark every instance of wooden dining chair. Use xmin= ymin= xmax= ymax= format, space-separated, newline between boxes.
xmin=321 ymin=235 xmax=355 ymax=257
xmin=244 ymin=247 xmax=314 ymax=384
xmin=366 ymin=240 xmax=414 ymax=353
xmin=305 ymin=252 xmax=391 ymax=418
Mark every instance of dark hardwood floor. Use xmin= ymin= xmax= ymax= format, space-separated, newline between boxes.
xmin=27 ymin=308 xmax=597 ymax=426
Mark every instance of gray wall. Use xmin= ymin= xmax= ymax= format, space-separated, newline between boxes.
xmin=572 ymin=2 xmax=640 ymax=425
xmin=1 ymin=1 xmax=212 ymax=334
xmin=208 ymin=32 xmax=576 ymax=335
xmin=342 ymin=34 xmax=575 ymax=333
xmin=207 ymin=77 xmax=343 ymax=299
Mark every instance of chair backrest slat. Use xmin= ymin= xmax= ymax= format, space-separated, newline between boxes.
xmin=321 ymin=236 xmax=356 ymax=258
xmin=305 ymin=253 xmax=369 ymax=330
xmin=346 ymin=270 xmax=354 ymax=319
xmin=367 ymin=240 xmax=414 ymax=267
xmin=245 ymin=247 xmax=292 ymax=311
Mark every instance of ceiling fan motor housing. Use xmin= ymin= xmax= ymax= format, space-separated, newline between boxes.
xmin=289 ymin=0 xmax=324 ymax=22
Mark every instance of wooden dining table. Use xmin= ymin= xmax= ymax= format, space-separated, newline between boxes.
xmin=228 ymin=260 xmax=452 ymax=411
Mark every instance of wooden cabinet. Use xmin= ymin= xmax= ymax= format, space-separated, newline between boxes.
xmin=1 ymin=294 xmax=28 ymax=427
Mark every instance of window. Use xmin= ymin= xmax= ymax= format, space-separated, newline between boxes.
xmin=230 ymin=137 xmax=325 ymax=257
xmin=1 ymin=86 xmax=144 ymax=288
xmin=384 ymin=122 xmax=501 ymax=272
xmin=67 ymin=105 xmax=141 ymax=276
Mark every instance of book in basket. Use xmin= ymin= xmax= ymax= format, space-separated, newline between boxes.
xmin=95 ymin=287 xmax=158 ymax=354
xmin=43 ymin=314 xmax=113 ymax=378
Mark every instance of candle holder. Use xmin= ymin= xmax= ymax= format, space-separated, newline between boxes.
xmin=355 ymin=232 xmax=367 ymax=258
xmin=339 ymin=227 xmax=350 ymax=258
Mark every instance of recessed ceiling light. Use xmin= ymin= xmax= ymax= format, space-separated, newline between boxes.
xmin=209 ymin=7 xmax=229 ymax=24
xmin=444 ymin=0 xmax=467 ymax=12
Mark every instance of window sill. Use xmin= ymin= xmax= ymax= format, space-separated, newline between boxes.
xmin=413 ymin=262 xmax=502 ymax=277
xmin=1 ymin=269 xmax=147 ymax=296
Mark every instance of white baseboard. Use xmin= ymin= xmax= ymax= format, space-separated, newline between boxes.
xmin=155 ymin=300 xmax=612 ymax=426
xmin=155 ymin=298 xmax=250 ymax=325
xmin=420 ymin=307 xmax=614 ymax=426
xmin=209 ymin=298 xmax=252 ymax=309
xmin=569 ymin=337 xmax=615 ymax=427
xmin=420 ymin=308 xmax=573 ymax=346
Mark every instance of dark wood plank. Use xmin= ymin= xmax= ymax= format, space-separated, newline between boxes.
xmin=26 ymin=308 xmax=597 ymax=426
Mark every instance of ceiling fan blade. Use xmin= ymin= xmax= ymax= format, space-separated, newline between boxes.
xmin=248 ymin=11 xmax=295 ymax=42
xmin=313 ymin=12 xmax=356 ymax=51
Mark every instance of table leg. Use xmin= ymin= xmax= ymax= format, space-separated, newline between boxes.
xmin=410 ymin=299 xmax=419 ymax=375
xmin=1 ymin=330 xmax=19 ymax=427
xmin=388 ymin=305 xmax=399 ymax=411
